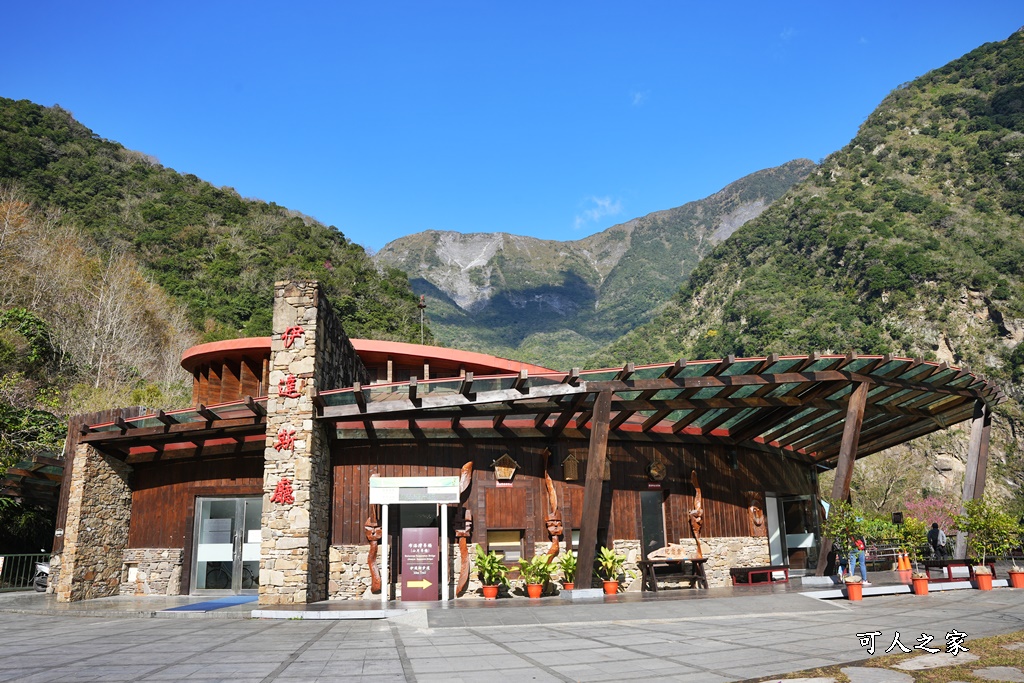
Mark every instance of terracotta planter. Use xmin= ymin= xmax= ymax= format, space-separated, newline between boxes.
xmin=526 ymin=583 xmax=543 ymax=599
xmin=562 ymin=582 xmax=575 ymax=591
xmin=482 ymin=584 xmax=499 ymax=599
xmin=975 ymin=572 xmax=993 ymax=591
xmin=845 ymin=581 xmax=863 ymax=601
xmin=603 ymin=580 xmax=619 ymax=595
xmin=1008 ymin=571 xmax=1024 ymax=589
xmin=912 ymin=577 xmax=929 ymax=595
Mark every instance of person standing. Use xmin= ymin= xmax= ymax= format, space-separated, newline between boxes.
xmin=849 ymin=534 xmax=870 ymax=585
xmin=927 ymin=522 xmax=948 ymax=559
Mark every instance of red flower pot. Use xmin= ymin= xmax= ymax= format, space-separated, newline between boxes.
xmin=603 ymin=580 xmax=619 ymax=595
xmin=562 ymin=582 xmax=575 ymax=591
xmin=975 ymin=573 xmax=993 ymax=591
xmin=482 ymin=584 xmax=499 ymax=599
xmin=526 ymin=583 xmax=543 ymax=599
xmin=845 ymin=582 xmax=863 ymax=601
xmin=1008 ymin=571 xmax=1024 ymax=589
xmin=912 ymin=577 xmax=929 ymax=596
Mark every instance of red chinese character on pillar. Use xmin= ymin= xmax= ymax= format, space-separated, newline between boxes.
xmin=270 ymin=478 xmax=295 ymax=504
xmin=282 ymin=325 xmax=305 ymax=348
xmin=278 ymin=374 xmax=302 ymax=398
xmin=273 ymin=426 xmax=296 ymax=452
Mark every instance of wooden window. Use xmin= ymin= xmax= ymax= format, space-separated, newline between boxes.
xmin=487 ymin=529 xmax=524 ymax=563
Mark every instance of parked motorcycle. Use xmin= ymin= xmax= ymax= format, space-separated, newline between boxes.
xmin=33 ymin=561 xmax=49 ymax=592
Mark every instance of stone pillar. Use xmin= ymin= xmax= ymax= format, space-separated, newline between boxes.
xmin=260 ymin=280 xmax=368 ymax=605
xmin=55 ymin=443 xmax=133 ymax=602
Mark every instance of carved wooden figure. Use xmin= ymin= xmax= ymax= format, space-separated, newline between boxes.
xmin=542 ymin=450 xmax=564 ymax=563
xmin=746 ymin=490 xmax=766 ymax=537
xmin=455 ymin=460 xmax=474 ymax=596
xmin=364 ymin=504 xmax=382 ymax=593
xmin=688 ymin=470 xmax=704 ymax=558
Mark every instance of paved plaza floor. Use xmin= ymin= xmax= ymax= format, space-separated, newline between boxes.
xmin=2 ymin=582 xmax=1023 ymax=682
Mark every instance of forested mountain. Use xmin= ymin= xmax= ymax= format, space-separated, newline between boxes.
xmin=0 ymin=98 xmax=430 ymax=546
xmin=376 ymin=160 xmax=814 ymax=370
xmin=0 ymin=98 xmax=427 ymax=345
xmin=592 ymin=30 xmax=1024 ymax=510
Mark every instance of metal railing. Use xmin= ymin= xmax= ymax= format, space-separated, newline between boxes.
xmin=0 ymin=553 xmax=50 ymax=592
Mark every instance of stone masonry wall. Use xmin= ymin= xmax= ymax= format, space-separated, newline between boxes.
xmin=119 ymin=548 xmax=183 ymax=596
xmin=55 ymin=442 xmax=134 ymax=602
xmin=650 ymin=536 xmax=772 ymax=587
xmin=261 ymin=281 xmax=353 ymax=605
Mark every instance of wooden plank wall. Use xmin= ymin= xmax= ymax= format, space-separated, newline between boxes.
xmin=331 ymin=439 xmax=815 ymax=547
xmin=128 ymin=454 xmax=263 ymax=595
xmin=128 ymin=455 xmax=264 ymax=548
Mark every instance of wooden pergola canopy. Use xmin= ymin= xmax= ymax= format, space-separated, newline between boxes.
xmin=0 ymin=453 xmax=64 ymax=509
xmin=316 ymin=353 xmax=1005 ymax=466
xmin=76 ymin=353 xmax=1005 ymax=468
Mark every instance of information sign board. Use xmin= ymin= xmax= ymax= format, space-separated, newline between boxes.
xmin=401 ymin=527 xmax=440 ymax=601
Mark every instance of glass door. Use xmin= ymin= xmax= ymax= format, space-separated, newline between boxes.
xmin=192 ymin=497 xmax=262 ymax=594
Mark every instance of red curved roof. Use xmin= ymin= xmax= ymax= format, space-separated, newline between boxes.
xmin=180 ymin=337 xmax=271 ymax=373
xmin=180 ymin=337 xmax=555 ymax=375
xmin=350 ymin=339 xmax=554 ymax=375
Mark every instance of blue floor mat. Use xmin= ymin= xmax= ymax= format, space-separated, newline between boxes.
xmin=162 ymin=595 xmax=258 ymax=612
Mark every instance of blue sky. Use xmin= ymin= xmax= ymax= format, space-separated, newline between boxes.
xmin=3 ymin=3 xmax=1021 ymax=251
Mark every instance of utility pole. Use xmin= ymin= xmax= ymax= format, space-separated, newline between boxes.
xmin=418 ymin=295 xmax=426 ymax=345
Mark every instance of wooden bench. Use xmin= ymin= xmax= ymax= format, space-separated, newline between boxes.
xmin=638 ymin=558 xmax=708 ymax=591
xmin=923 ymin=558 xmax=997 ymax=582
xmin=729 ymin=565 xmax=789 ymax=586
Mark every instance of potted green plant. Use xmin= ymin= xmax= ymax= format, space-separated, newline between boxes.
xmin=557 ymin=551 xmax=577 ymax=590
xmin=595 ymin=546 xmax=626 ymax=595
xmin=956 ymin=498 xmax=1021 ymax=591
xmin=518 ymin=555 xmax=554 ymax=598
xmin=474 ymin=546 xmax=510 ymax=599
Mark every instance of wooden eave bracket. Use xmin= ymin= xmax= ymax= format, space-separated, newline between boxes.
xmin=353 ymin=383 xmax=367 ymax=412
xmin=156 ymin=410 xmax=177 ymax=426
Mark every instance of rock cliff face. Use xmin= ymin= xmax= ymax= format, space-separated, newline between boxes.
xmin=375 ymin=159 xmax=815 ymax=370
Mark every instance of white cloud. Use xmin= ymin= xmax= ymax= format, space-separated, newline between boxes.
xmin=631 ymin=90 xmax=649 ymax=106
xmin=574 ymin=196 xmax=623 ymax=231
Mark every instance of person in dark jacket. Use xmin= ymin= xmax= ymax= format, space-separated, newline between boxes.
xmin=927 ymin=522 xmax=948 ymax=559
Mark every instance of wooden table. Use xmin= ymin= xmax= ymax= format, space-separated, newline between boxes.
xmin=923 ymin=559 xmax=997 ymax=582
xmin=638 ymin=558 xmax=708 ymax=591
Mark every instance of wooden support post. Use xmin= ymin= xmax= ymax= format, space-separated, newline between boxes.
xmin=575 ymin=390 xmax=611 ymax=589
xmin=955 ymin=400 xmax=992 ymax=559
xmin=815 ymin=381 xmax=869 ymax=576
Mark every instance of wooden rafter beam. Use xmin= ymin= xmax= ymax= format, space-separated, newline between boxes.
xmin=460 ymin=372 xmax=474 ymax=397
xmin=243 ymin=395 xmax=266 ymax=417
xmin=512 ymin=369 xmax=529 ymax=393
xmin=80 ymin=415 xmax=266 ymax=445
xmin=197 ymin=404 xmax=218 ymax=422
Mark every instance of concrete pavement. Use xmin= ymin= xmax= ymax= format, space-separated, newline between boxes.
xmin=1 ymin=582 xmax=1023 ymax=682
